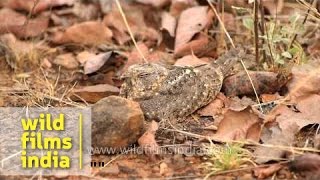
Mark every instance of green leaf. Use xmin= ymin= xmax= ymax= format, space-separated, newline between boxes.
xmin=281 ymin=51 xmax=292 ymax=58
xmin=242 ymin=17 xmax=254 ymax=31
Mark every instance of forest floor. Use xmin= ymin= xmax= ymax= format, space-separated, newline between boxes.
xmin=0 ymin=0 xmax=320 ymax=179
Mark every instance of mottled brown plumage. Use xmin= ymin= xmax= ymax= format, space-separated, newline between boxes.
xmin=120 ymin=48 xmax=247 ymax=121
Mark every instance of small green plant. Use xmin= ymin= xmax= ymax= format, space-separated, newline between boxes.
xmin=201 ymin=143 xmax=254 ymax=179
xmin=240 ymin=8 xmax=307 ymax=68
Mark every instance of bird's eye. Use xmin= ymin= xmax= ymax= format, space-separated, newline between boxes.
xmin=138 ymin=73 xmax=149 ymax=78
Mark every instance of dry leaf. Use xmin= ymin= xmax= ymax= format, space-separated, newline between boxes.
xmin=5 ymin=0 xmax=74 ymax=14
xmin=228 ymin=96 xmax=255 ymax=112
xmin=52 ymin=21 xmax=113 ymax=46
xmin=121 ymin=42 xmax=149 ymax=74
xmin=174 ymin=33 xmax=212 ymax=58
xmin=136 ymin=0 xmax=170 ymax=8
xmin=84 ymin=52 xmax=112 ymax=74
xmin=254 ymin=163 xmax=283 ymax=179
xmin=255 ymin=94 xmax=320 ymax=163
xmin=197 ymin=93 xmax=226 ymax=117
xmin=174 ymin=6 xmax=213 ymax=57
xmin=103 ymin=4 xmax=160 ymax=46
xmin=161 ymin=12 xmax=176 ymax=37
xmin=53 ymin=53 xmax=79 ymax=69
xmin=71 ymin=84 xmax=120 ymax=103
xmin=287 ymin=62 xmax=320 ymax=99
xmin=170 ymin=0 xmax=198 ymax=17
xmin=213 ymin=107 xmax=262 ymax=141
xmin=76 ymin=51 xmax=96 ymax=65
xmin=0 ymin=8 xmax=48 ymax=38
xmin=174 ymin=55 xmax=209 ymax=67
xmin=262 ymin=0 xmax=284 ymax=16
xmin=138 ymin=121 xmax=159 ymax=158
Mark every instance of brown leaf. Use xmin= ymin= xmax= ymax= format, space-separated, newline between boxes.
xmin=174 ymin=55 xmax=209 ymax=67
xmin=254 ymin=163 xmax=283 ymax=179
xmin=197 ymin=93 xmax=226 ymax=117
xmin=84 ymin=52 xmax=112 ymax=74
xmin=71 ymin=84 xmax=120 ymax=103
xmin=254 ymin=94 xmax=320 ymax=163
xmin=213 ymin=107 xmax=262 ymax=141
xmin=287 ymin=62 xmax=320 ymax=99
xmin=288 ymin=154 xmax=320 ymax=173
xmin=5 ymin=0 xmax=74 ymax=14
xmin=262 ymin=0 xmax=284 ymax=16
xmin=103 ymin=4 xmax=160 ymax=46
xmin=76 ymin=51 xmax=96 ymax=65
xmin=228 ymin=96 xmax=255 ymax=112
xmin=51 ymin=21 xmax=113 ymax=46
xmin=136 ymin=0 xmax=170 ymax=8
xmin=161 ymin=12 xmax=176 ymax=37
xmin=261 ymin=93 xmax=282 ymax=103
xmin=174 ymin=33 xmax=212 ymax=58
xmin=222 ymin=71 xmax=287 ymax=97
xmin=53 ymin=53 xmax=79 ymax=70
xmin=0 ymin=8 xmax=48 ymax=38
xmin=174 ymin=6 xmax=214 ymax=57
xmin=170 ymin=0 xmax=198 ymax=17
xmin=121 ymin=42 xmax=149 ymax=74
xmin=138 ymin=121 xmax=159 ymax=158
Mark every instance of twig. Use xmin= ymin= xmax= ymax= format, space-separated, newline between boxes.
xmin=206 ymin=1 xmax=235 ymax=48
xmin=288 ymin=0 xmax=316 ymax=49
xmin=206 ymin=0 xmax=263 ymax=112
xmin=115 ymin=0 xmax=148 ymax=63
xmin=259 ymin=0 xmax=267 ymax=63
xmin=254 ymin=0 xmax=259 ymax=64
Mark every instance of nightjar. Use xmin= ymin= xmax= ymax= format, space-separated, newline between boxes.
xmin=120 ymin=48 xmax=247 ymax=121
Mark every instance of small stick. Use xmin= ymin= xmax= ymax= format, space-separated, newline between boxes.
xmin=254 ymin=0 xmax=259 ymax=64
xmin=206 ymin=0 xmax=263 ymax=112
xmin=288 ymin=0 xmax=316 ymax=49
xmin=115 ymin=0 xmax=148 ymax=63
xmin=259 ymin=0 xmax=267 ymax=63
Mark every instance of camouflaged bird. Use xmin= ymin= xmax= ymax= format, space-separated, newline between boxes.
xmin=120 ymin=48 xmax=247 ymax=121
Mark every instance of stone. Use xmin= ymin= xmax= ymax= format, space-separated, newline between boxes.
xmin=92 ymin=96 xmax=145 ymax=153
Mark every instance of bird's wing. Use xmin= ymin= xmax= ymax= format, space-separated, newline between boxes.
xmin=159 ymin=66 xmax=198 ymax=95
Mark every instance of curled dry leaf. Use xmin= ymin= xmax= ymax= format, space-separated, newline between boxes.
xmin=161 ymin=12 xmax=176 ymax=37
xmin=5 ymin=0 xmax=74 ymax=14
xmin=51 ymin=21 xmax=113 ymax=46
xmin=71 ymin=84 xmax=120 ymax=103
xmin=254 ymin=163 xmax=283 ymax=179
xmin=136 ymin=0 xmax=170 ymax=8
xmin=53 ymin=53 xmax=79 ymax=70
xmin=138 ymin=121 xmax=159 ymax=158
xmin=254 ymin=94 xmax=320 ymax=163
xmin=222 ymin=71 xmax=287 ymax=97
xmin=0 ymin=8 xmax=49 ymax=38
xmin=213 ymin=107 xmax=262 ymax=142
xmin=84 ymin=52 xmax=112 ymax=74
xmin=174 ymin=6 xmax=214 ymax=57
